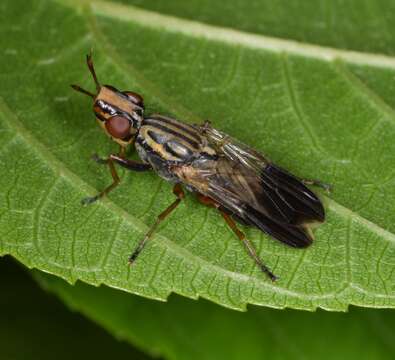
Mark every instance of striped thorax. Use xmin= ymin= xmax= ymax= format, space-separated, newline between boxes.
xmin=135 ymin=114 xmax=217 ymax=182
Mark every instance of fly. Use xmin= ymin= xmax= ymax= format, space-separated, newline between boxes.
xmin=71 ymin=54 xmax=331 ymax=281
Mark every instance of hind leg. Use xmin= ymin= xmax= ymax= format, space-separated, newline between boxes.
xmin=301 ymin=178 xmax=332 ymax=194
xmin=196 ymin=194 xmax=277 ymax=281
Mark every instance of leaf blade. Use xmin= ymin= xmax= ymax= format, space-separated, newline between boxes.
xmin=1 ymin=0 xmax=395 ymax=310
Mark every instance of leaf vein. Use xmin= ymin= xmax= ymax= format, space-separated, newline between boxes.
xmin=77 ymin=0 xmax=395 ymax=69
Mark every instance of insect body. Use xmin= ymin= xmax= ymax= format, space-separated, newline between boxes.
xmin=72 ymin=54 xmax=329 ymax=281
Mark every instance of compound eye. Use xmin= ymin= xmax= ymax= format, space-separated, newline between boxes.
xmin=124 ymin=91 xmax=144 ymax=108
xmin=105 ymin=115 xmax=131 ymax=139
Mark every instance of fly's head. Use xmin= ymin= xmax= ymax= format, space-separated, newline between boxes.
xmin=71 ymin=54 xmax=144 ymax=147
xmin=93 ymin=86 xmax=144 ymax=147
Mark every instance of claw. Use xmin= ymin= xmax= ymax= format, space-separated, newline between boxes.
xmin=315 ymin=181 xmax=332 ymax=194
xmin=302 ymin=179 xmax=332 ymax=194
xmin=322 ymin=183 xmax=333 ymax=195
xmin=81 ymin=195 xmax=99 ymax=206
xmin=259 ymin=264 xmax=278 ymax=282
xmin=91 ymin=153 xmax=107 ymax=164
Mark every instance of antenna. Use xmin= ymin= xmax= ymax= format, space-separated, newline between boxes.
xmin=70 ymin=84 xmax=96 ymax=98
xmin=86 ymin=51 xmax=101 ymax=93
xmin=70 ymin=51 xmax=101 ymax=99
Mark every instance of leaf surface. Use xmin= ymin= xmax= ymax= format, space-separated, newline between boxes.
xmin=1 ymin=0 xmax=395 ymax=310
xmin=111 ymin=0 xmax=395 ymax=55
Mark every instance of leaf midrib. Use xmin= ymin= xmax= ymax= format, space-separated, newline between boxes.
xmin=57 ymin=0 xmax=395 ymax=69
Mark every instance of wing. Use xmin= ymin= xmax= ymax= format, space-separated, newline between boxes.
xmin=198 ymin=124 xmax=325 ymax=225
xmin=175 ymin=124 xmax=326 ymax=248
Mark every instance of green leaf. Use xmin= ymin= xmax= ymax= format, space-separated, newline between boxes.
xmin=110 ymin=0 xmax=395 ymax=56
xmin=0 ymin=257 xmax=152 ymax=360
xmin=35 ymin=271 xmax=395 ymax=360
xmin=1 ymin=0 xmax=395 ymax=311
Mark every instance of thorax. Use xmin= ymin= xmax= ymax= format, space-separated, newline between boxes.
xmin=135 ymin=115 xmax=217 ymax=182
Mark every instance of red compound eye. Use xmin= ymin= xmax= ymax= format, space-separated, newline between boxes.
xmin=105 ymin=115 xmax=131 ymax=139
xmin=124 ymin=91 xmax=144 ymax=107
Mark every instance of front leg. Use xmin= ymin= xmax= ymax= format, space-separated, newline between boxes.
xmin=92 ymin=153 xmax=152 ymax=172
xmin=81 ymin=153 xmax=151 ymax=206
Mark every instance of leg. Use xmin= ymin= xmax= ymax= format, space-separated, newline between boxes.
xmin=92 ymin=153 xmax=151 ymax=172
xmin=301 ymin=178 xmax=332 ymax=194
xmin=220 ymin=210 xmax=277 ymax=281
xmin=81 ymin=156 xmax=121 ymax=206
xmin=110 ymin=154 xmax=152 ymax=171
xmin=128 ymin=184 xmax=185 ymax=264
xmin=201 ymin=119 xmax=212 ymax=130
xmin=196 ymin=194 xmax=277 ymax=281
xmin=82 ymin=154 xmax=151 ymax=206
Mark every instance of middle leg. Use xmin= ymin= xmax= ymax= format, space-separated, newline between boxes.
xmin=128 ymin=183 xmax=185 ymax=264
